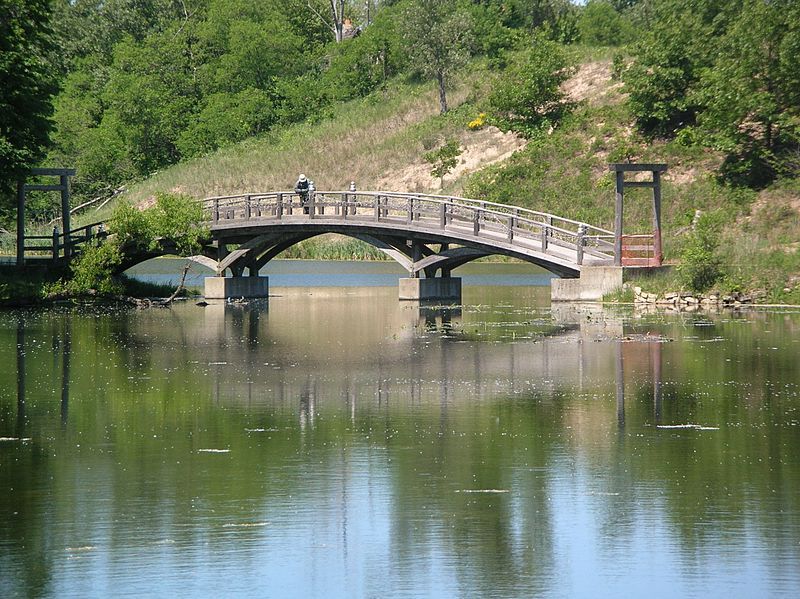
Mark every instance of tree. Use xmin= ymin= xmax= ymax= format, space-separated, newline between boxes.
xmin=696 ymin=0 xmax=800 ymax=186
xmin=577 ymin=0 xmax=635 ymax=47
xmin=622 ymin=0 xmax=739 ymax=137
xmin=0 ymin=0 xmax=57 ymax=216
xmin=424 ymin=139 xmax=462 ymax=185
xmin=403 ymin=0 xmax=472 ymax=114
xmin=488 ymin=35 xmax=574 ymax=138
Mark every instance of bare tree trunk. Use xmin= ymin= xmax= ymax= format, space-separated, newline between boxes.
xmin=437 ymin=71 xmax=448 ymax=114
xmin=158 ymin=261 xmax=191 ymax=306
xmin=307 ymin=0 xmax=346 ymax=42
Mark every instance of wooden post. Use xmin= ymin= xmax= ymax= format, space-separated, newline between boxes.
xmin=652 ymin=170 xmax=663 ymax=266
xmin=60 ymin=174 xmax=71 ymax=258
xmin=276 ymin=193 xmax=283 ymax=219
xmin=52 ymin=227 xmax=60 ymax=260
xmin=245 ymin=195 xmax=252 ymax=219
xmin=614 ymin=170 xmax=624 ymax=267
xmin=576 ymin=224 xmax=586 ymax=266
xmin=407 ymin=198 xmax=414 ymax=224
xmin=541 ymin=216 xmax=552 ymax=251
xmin=439 ymin=203 xmax=446 ymax=228
xmin=473 ymin=209 xmax=480 ymax=236
xmin=16 ymin=180 xmax=25 ymax=267
xmin=213 ymin=199 xmax=220 ymax=222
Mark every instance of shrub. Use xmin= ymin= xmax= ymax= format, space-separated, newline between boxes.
xmin=424 ymin=139 xmax=462 ymax=184
xmin=67 ymin=240 xmax=124 ymax=295
xmin=110 ymin=200 xmax=151 ymax=250
xmin=488 ymin=36 xmax=574 ymax=138
xmin=144 ymin=192 xmax=208 ymax=255
xmin=677 ymin=212 xmax=724 ymax=292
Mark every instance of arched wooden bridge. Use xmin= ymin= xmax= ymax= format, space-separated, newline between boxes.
xmin=16 ymin=164 xmax=666 ymax=300
xmin=203 ymin=190 xmax=617 ymax=279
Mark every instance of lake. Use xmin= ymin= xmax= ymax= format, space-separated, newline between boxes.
xmin=1 ymin=260 xmax=799 ymax=598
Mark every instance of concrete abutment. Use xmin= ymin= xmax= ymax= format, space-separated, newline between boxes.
xmin=551 ymin=266 xmax=623 ymax=302
xmin=204 ymin=276 xmax=270 ymax=300
xmin=399 ymin=277 xmax=462 ymax=302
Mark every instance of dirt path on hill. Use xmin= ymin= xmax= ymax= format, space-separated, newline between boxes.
xmin=375 ymin=126 xmax=526 ymax=193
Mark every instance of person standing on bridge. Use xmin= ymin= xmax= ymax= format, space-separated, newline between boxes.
xmin=295 ymin=173 xmax=310 ymax=214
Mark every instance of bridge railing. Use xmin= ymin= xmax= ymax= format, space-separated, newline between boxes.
xmin=21 ymin=221 xmax=107 ymax=261
xmin=202 ymin=191 xmax=616 ymax=265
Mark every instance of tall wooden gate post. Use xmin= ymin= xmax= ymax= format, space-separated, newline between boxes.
xmin=609 ymin=163 xmax=667 ymax=267
xmin=60 ymin=172 xmax=72 ymax=257
xmin=16 ymin=180 xmax=25 ymax=267
xmin=17 ymin=168 xmax=76 ymax=265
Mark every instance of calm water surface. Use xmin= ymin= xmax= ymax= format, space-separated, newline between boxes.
xmin=1 ymin=261 xmax=799 ymax=598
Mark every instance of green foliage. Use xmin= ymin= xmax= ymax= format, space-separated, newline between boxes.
xmin=465 ymin=2 xmax=519 ymax=67
xmin=694 ymin=0 xmax=800 ymax=187
xmin=402 ymin=0 xmax=473 ymax=114
xmin=178 ymin=90 xmax=276 ymax=158
xmin=67 ymin=239 xmax=124 ymax=295
xmin=488 ymin=37 xmax=574 ymax=138
xmin=577 ymin=1 xmax=635 ymax=47
xmin=610 ymin=53 xmax=626 ymax=81
xmin=109 ymin=192 xmax=207 ymax=255
xmin=322 ymin=7 xmax=406 ymax=101
xmin=677 ymin=213 xmax=724 ymax=293
xmin=52 ymin=192 xmax=206 ymax=298
xmin=424 ymin=139 xmax=462 ymax=183
xmin=621 ymin=0 xmax=799 ymax=186
xmin=110 ymin=200 xmax=150 ymax=250
xmin=143 ymin=192 xmax=208 ymax=255
xmin=0 ymin=0 xmax=57 ymax=220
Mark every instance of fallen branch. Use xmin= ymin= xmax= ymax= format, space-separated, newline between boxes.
xmin=157 ymin=261 xmax=192 ymax=306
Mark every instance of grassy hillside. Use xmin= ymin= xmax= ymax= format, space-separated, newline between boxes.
xmin=66 ymin=56 xmax=800 ymax=303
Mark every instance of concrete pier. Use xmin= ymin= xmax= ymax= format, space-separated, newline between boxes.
xmin=550 ymin=266 xmax=623 ymax=302
xmin=204 ymin=276 xmax=269 ymax=300
xmin=399 ymin=278 xmax=462 ymax=302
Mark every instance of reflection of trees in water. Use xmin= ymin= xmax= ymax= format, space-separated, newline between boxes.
xmin=2 ymin=306 xmax=800 ymax=594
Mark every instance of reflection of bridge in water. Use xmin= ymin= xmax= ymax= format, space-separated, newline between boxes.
xmin=10 ymin=298 xmax=664 ymax=435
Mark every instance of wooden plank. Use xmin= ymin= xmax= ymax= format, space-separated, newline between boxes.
xmin=622 ymin=181 xmax=657 ymax=189
xmin=24 ymin=184 xmax=66 ymax=192
xmin=608 ymin=163 xmax=668 ymax=172
xmin=31 ymin=167 xmax=77 ymax=176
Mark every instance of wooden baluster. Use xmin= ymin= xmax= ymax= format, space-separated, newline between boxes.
xmin=245 ymin=195 xmax=252 ymax=219
xmin=408 ymin=198 xmax=414 ymax=224
xmin=375 ymin=195 xmax=381 ymax=221
xmin=213 ymin=199 xmax=219 ymax=223
xmin=542 ymin=216 xmax=552 ymax=251
xmin=507 ymin=215 xmax=514 ymax=242
xmin=52 ymin=227 xmax=59 ymax=260
xmin=276 ymin=193 xmax=283 ymax=219
xmin=576 ymin=224 xmax=586 ymax=265
xmin=473 ymin=209 xmax=480 ymax=236
xmin=440 ymin=203 xmax=446 ymax=228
